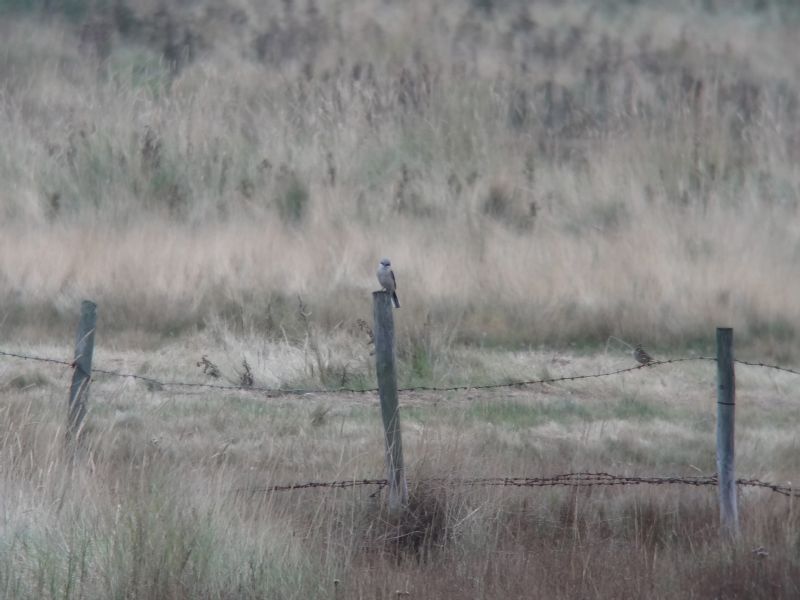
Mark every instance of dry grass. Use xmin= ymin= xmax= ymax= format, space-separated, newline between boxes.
xmin=1 ymin=1 xmax=799 ymax=359
xmin=1 ymin=347 xmax=800 ymax=598
xmin=2 ymin=1 xmax=800 ymax=597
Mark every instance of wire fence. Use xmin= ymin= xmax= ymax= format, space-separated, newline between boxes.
xmin=3 ymin=347 xmax=800 ymax=501
xmin=1 ymin=347 xmax=798 ymax=397
xmin=241 ymin=471 xmax=800 ymax=498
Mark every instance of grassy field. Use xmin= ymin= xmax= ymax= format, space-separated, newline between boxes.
xmin=2 ymin=345 xmax=800 ymax=598
xmin=1 ymin=0 xmax=799 ymax=356
xmin=2 ymin=0 xmax=800 ymax=597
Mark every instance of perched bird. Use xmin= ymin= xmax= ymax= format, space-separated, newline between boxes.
xmin=377 ymin=258 xmax=400 ymax=308
xmin=634 ymin=344 xmax=654 ymax=365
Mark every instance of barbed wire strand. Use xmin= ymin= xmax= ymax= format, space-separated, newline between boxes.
xmin=0 ymin=349 xmax=719 ymax=395
xmin=241 ymin=471 xmax=800 ymax=498
xmin=1 ymin=348 xmax=798 ymax=397
xmin=733 ymin=359 xmax=800 ymax=377
xmin=3 ymin=349 xmax=799 ymax=497
xmin=0 ymin=349 xmax=73 ymax=368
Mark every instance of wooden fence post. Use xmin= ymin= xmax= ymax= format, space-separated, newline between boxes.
xmin=716 ymin=327 xmax=739 ymax=537
xmin=373 ymin=291 xmax=408 ymax=514
xmin=68 ymin=300 xmax=97 ymax=439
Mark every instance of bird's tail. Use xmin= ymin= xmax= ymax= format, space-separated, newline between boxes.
xmin=392 ymin=292 xmax=400 ymax=308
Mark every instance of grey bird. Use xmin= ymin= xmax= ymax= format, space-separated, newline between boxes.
xmin=634 ymin=344 xmax=654 ymax=365
xmin=377 ymin=258 xmax=400 ymax=308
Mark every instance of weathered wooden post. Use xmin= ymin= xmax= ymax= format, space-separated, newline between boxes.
xmin=68 ymin=300 xmax=96 ymax=439
xmin=716 ymin=327 xmax=739 ymax=537
xmin=373 ymin=291 xmax=408 ymax=514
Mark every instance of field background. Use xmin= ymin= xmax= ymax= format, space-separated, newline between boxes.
xmin=1 ymin=0 xmax=800 ymax=598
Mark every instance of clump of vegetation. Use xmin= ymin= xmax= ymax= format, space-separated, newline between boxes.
xmin=275 ymin=166 xmax=310 ymax=225
xmin=197 ymin=356 xmax=221 ymax=379
xmin=359 ymin=481 xmax=453 ymax=561
xmin=481 ymin=179 xmax=537 ymax=232
xmin=3 ymin=371 xmax=50 ymax=390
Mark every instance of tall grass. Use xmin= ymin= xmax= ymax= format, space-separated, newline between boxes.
xmin=1 ymin=357 xmax=800 ymax=599
xmin=3 ymin=5 xmax=800 ymax=597
xmin=0 ymin=1 xmax=799 ymax=358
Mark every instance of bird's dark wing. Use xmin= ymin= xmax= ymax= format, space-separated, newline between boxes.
xmin=391 ymin=269 xmax=397 ymax=289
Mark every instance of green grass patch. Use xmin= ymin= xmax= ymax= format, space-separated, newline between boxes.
xmin=466 ymin=399 xmax=592 ymax=428
xmin=464 ymin=396 xmax=687 ymax=429
xmin=607 ymin=396 xmax=674 ymax=421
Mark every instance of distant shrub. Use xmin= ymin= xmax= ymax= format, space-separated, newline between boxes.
xmin=275 ymin=166 xmax=310 ymax=225
xmin=482 ymin=181 xmax=514 ymax=220
xmin=470 ymin=0 xmax=497 ymax=15
xmin=137 ymin=128 xmax=188 ymax=217
xmin=112 ymin=1 xmax=137 ymax=35
xmin=481 ymin=180 xmax=537 ymax=232
xmin=148 ymin=164 xmax=188 ymax=217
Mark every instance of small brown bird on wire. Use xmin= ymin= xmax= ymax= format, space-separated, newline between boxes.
xmin=634 ymin=344 xmax=654 ymax=365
